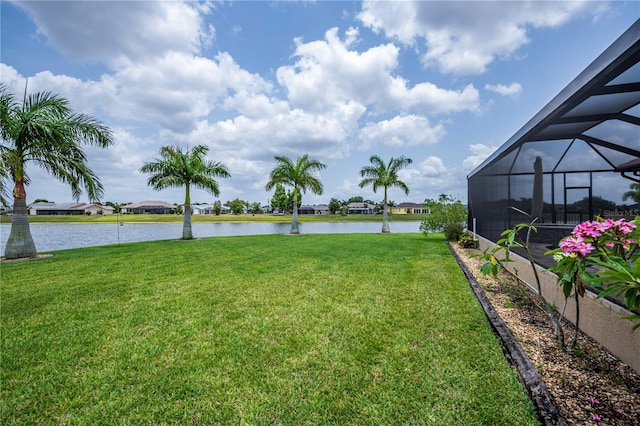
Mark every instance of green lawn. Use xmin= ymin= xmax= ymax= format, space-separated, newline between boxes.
xmin=1 ymin=234 xmax=538 ymax=425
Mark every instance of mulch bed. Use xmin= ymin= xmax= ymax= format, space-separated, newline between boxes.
xmin=450 ymin=243 xmax=640 ymax=426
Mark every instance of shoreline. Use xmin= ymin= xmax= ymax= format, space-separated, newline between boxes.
xmin=0 ymin=213 xmax=429 ymax=225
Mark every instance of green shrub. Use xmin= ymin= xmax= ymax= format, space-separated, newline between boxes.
xmin=458 ymin=232 xmax=476 ymax=248
xmin=443 ymin=222 xmax=464 ymax=241
xmin=420 ymin=196 xmax=467 ymax=238
xmin=419 ymin=221 xmax=430 ymax=237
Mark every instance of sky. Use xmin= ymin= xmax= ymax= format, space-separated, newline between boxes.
xmin=1 ymin=0 xmax=638 ymax=207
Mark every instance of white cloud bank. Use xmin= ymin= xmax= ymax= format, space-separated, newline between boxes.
xmin=357 ymin=0 xmax=594 ymax=75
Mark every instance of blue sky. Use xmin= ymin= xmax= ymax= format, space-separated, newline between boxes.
xmin=1 ymin=1 xmax=638 ymax=207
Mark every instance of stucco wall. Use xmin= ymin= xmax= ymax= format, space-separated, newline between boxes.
xmin=477 ymin=236 xmax=640 ymax=373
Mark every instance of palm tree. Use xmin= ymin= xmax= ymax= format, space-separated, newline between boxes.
xmin=622 ymin=182 xmax=640 ymax=204
xmin=140 ymin=145 xmax=230 ymax=240
xmin=265 ymin=154 xmax=326 ymax=234
xmin=0 ymin=83 xmax=113 ymax=259
xmin=359 ymin=155 xmax=413 ymax=233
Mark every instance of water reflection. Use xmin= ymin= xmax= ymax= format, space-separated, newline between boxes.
xmin=0 ymin=221 xmax=420 ymax=255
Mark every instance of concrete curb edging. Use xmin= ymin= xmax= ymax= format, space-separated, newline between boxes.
xmin=448 ymin=243 xmax=567 ymax=426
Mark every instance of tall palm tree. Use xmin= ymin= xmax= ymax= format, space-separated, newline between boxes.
xmin=0 ymin=83 xmax=113 ymax=259
xmin=359 ymin=155 xmax=413 ymax=233
xmin=265 ymin=154 xmax=326 ymax=234
xmin=622 ymin=182 xmax=640 ymax=204
xmin=140 ymin=145 xmax=230 ymax=240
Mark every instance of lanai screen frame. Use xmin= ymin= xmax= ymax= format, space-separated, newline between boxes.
xmin=467 ymin=20 xmax=640 ymax=266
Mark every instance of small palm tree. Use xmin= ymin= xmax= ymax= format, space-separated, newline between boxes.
xmin=1 ymin=83 xmax=113 ymax=259
xmin=359 ymin=155 xmax=413 ymax=233
xmin=140 ymin=145 xmax=230 ymax=240
xmin=265 ymin=154 xmax=326 ymax=234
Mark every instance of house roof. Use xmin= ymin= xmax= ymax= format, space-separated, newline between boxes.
xmin=121 ymin=200 xmax=175 ymax=208
xmin=84 ymin=204 xmax=114 ymax=210
xmin=300 ymin=204 xmax=329 ymax=210
xmin=30 ymin=202 xmax=86 ymax=210
xmin=468 ymin=20 xmax=640 ymax=180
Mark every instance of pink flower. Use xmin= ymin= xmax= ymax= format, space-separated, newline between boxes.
xmin=559 ymin=236 xmax=595 ymax=256
xmin=573 ymin=221 xmax=605 ymax=238
xmin=572 ymin=218 xmax=637 ymax=240
xmin=591 ymin=413 xmax=602 ymax=422
xmin=602 ymin=218 xmax=636 ymax=235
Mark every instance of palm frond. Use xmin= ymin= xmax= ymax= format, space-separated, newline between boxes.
xmin=358 ymin=155 xmax=412 ymax=195
xmin=0 ymin=83 xmax=113 ymax=202
xmin=140 ymin=145 xmax=231 ymax=197
xmin=265 ymin=154 xmax=326 ymax=195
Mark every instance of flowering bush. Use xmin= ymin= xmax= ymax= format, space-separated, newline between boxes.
xmin=547 ymin=217 xmax=640 ymax=329
xmin=475 ymin=220 xmax=567 ymax=346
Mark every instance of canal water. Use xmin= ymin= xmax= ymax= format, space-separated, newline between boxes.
xmin=0 ymin=221 xmax=421 ymax=256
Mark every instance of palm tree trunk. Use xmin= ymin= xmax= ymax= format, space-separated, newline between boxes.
xmin=291 ymin=190 xmax=300 ymax=234
xmin=4 ymin=182 xmax=37 ymax=259
xmin=182 ymin=185 xmax=193 ymax=240
xmin=182 ymin=204 xmax=193 ymax=239
xmin=381 ymin=187 xmax=390 ymax=233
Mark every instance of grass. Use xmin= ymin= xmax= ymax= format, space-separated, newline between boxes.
xmin=1 ymin=234 xmax=538 ymax=425
xmin=0 ymin=213 xmax=429 ymax=224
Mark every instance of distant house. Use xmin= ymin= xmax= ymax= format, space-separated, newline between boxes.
xmin=28 ymin=202 xmax=114 ymax=215
xmin=313 ymin=204 xmax=329 ymax=215
xmin=298 ymin=204 xmax=330 ymax=215
xmin=298 ymin=205 xmax=315 ymax=215
xmin=120 ymin=201 xmax=176 ymax=214
xmin=84 ymin=204 xmax=115 ymax=215
xmin=191 ymin=204 xmax=212 ymax=215
xmin=347 ymin=202 xmax=376 ymax=214
xmin=389 ymin=202 xmax=429 ymax=215
xmin=29 ymin=202 xmax=86 ymax=215
xmin=189 ymin=204 xmax=232 ymax=214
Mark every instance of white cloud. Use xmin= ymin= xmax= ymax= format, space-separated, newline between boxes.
xmin=222 ymin=91 xmax=290 ymax=120
xmin=0 ymin=64 xmax=24 ymax=88
xmin=485 ymin=83 xmax=522 ymax=97
xmin=13 ymin=0 xmax=213 ymax=67
xmin=395 ymin=145 xmax=503 ymax=203
xmin=0 ymin=64 xmax=118 ymax=118
xmin=106 ymin=51 xmax=271 ymax=133
xmin=334 ymin=178 xmax=365 ymax=201
xmin=358 ymin=0 xmax=592 ymax=75
xmin=277 ymin=27 xmax=400 ymax=112
xmin=416 ymin=156 xmax=448 ymax=177
xmin=177 ymin=102 xmax=364 ymax=164
xmin=396 ymin=82 xmax=480 ymax=114
xmin=395 ymin=155 xmax=465 ymax=202
xmin=3 ymin=51 xmax=273 ymax=135
xmin=276 ymin=27 xmax=480 ymax=115
xmin=462 ymin=144 xmax=499 ymax=172
xmin=359 ymin=115 xmax=446 ymax=150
